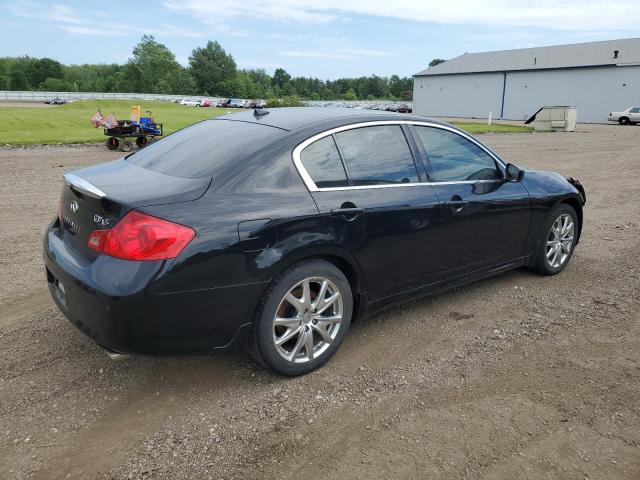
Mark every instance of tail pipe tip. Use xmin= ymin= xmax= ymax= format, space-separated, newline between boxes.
xmin=103 ymin=347 xmax=132 ymax=361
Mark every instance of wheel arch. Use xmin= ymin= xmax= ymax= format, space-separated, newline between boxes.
xmin=558 ymin=196 xmax=583 ymax=243
xmin=263 ymin=247 xmax=367 ymax=322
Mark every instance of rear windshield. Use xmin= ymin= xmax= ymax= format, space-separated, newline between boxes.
xmin=127 ymin=119 xmax=283 ymax=179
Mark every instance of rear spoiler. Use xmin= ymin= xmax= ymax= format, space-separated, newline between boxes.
xmin=64 ymin=172 xmax=106 ymax=199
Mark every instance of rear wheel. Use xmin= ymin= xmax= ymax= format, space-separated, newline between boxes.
xmin=136 ymin=136 xmax=149 ymax=148
xmin=251 ymin=260 xmax=352 ymax=376
xmin=533 ymin=204 xmax=578 ymax=275
xmin=119 ymin=139 xmax=133 ymax=152
xmin=106 ymin=137 xmax=119 ymax=150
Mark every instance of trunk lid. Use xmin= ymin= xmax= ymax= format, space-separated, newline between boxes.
xmin=59 ymin=159 xmax=210 ymax=257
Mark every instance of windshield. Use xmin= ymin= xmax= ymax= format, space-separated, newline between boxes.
xmin=127 ymin=119 xmax=284 ymax=179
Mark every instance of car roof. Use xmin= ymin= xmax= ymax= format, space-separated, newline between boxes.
xmin=213 ymin=107 xmax=438 ymax=132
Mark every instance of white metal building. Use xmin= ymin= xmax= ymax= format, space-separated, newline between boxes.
xmin=413 ymin=38 xmax=640 ymax=123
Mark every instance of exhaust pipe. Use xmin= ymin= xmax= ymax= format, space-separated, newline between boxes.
xmin=103 ymin=347 xmax=131 ymax=361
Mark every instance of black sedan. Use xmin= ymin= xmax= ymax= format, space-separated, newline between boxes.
xmin=44 ymin=108 xmax=586 ymax=376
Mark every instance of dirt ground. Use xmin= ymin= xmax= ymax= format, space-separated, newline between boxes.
xmin=0 ymin=124 xmax=638 ymax=479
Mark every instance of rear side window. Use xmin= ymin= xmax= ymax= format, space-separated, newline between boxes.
xmin=300 ymin=136 xmax=349 ymax=188
xmin=335 ymin=125 xmax=418 ymax=186
xmin=127 ymin=120 xmax=283 ymax=179
xmin=413 ymin=127 xmax=501 ymax=182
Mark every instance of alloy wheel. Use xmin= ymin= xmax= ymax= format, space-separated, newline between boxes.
xmin=272 ymin=277 xmax=343 ymax=364
xmin=546 ymin=213 xmax=575 ymax=268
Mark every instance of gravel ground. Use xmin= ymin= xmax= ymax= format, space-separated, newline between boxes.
xmin=0 ymin=124 xmax=638 ymax=479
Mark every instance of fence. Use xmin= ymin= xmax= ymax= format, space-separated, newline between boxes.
xmin=0 ymin=91 xmax=413 ymax=109
xmin=0 ymin=91 xmax=215 ymax=103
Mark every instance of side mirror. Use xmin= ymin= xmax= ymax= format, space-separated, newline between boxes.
xmin=505 ymin=163 xmax=524 ymax=182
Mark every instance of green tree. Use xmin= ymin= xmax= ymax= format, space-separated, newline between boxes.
xmin=343 ymin=88 xmax=358 ymax=100
xmin=0 ymin=75 xmax=10 ymax=90
xmin=429 ymin=58 xmax=446 ymax=67
xmin=169 ymin=68 xmax=196 ymax=95
xmin=9 ymin=70 xmax=28 ymax=90
xmin=28 ymin=57 xmax=63 ymax=87
xmin=272 ymin=68 xmax=291 ymax=89
xmin=124 ymin=35 xmax=184 ymax=93
xmin=189 ymin=41 xmax=237 ymax=95
xmin=41 ymin=77 xmax=71 ymax=91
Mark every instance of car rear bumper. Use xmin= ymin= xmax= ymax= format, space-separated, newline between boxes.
xmin=43 ymin=220 xmax=266 ymax=355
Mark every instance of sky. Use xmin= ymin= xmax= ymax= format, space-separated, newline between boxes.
xmin=1 ymin=0 xmax=639 ymax=79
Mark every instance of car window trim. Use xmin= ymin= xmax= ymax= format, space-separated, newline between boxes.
xmin=407 ymin=124 xmax=505 ymax=183
xmin=293 ymin=120 xmax=507 ymax=192
xmin=330 ymin=133 xmax=354 ymax=186
xmin=332 ymin=123 xmax=422 ymax=187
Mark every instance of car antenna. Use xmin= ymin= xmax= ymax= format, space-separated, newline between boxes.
xmin=253 ymin=109 xmax=269 ymax=118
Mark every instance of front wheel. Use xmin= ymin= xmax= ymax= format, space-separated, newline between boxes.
xmin=119 ymin=139 xmax=133 ymax=152
xmin=136 ymin=136 xmax=149 ymax=148
xmin=106 ymin=137 xmax=119 ymax=150
xmin=251 ymin=260 xmax=352 ymax=376
xmin=533 ymin=204 xmax=578 ymax=275
xmin=619 ymin=117 xmax=630 ymax=125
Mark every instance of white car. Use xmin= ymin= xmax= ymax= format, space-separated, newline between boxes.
xmin=179 ymin=98 xmax=201 ymax=107
xmin=608 ymin=106 xmax=640 ymax=125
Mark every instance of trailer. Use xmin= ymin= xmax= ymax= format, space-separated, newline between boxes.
xmin=91 ymin=107 xmax=163 ymax=151
xmin=104 ymin=116 xmax=163 ymax=152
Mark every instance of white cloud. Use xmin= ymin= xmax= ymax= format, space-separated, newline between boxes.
xmin=279 ymin=47 xmax=389 ymax=60
xmin=5 ymin=1 xmax=205 ymax=38
xmin=162 ymin=0 xmax=640 ymax=31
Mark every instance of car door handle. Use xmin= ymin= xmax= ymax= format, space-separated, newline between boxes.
xmin=330 ymin=207 xmax=364 ymax=216
xmin=445 ymin=200 xmax=468 ymax=212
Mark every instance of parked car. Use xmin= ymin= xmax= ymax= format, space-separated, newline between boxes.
xmin=251 ymin=99 xmax=267 ymax=109
xmin=608 ymin=106 xmax=640 ymax=125
xmin=179 ymin=98 xmax=201 ymax=107
xmin=44 ymin=108 xmax=586 ymax=376
xmin=226 ymin=98 xmax=244 ymax=108
xmin=200 ymin=99 xmax=212 ymax=108
xmin=44 ymin=97 xmax=68 ymax=105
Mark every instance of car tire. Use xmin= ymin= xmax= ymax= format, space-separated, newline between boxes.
xmin=619 ymin=117 xmax=630 ymax=125
xmin=533 ymin=204 xmax=578 ymax=276
xmin=119 ymin=140 xmax=133 ymax=152
xmin=136 ymin=136 xmax=149 ymax=148
xmin=106 ymin=137 xmax=119 ymax=150
xmin=250 ymin=259 xmax=353 ymax=376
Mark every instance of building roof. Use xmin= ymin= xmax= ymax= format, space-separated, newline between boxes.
xmin=415 ymin=38 xmax=640 ymax=76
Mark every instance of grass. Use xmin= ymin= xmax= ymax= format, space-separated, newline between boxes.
xmin=0 ymin=99 xmax=229 ymax=145
xmin=0 ymin=99 xmax=533 ymax=145
xmin=453 ymin=122 xmax=533 ymax=134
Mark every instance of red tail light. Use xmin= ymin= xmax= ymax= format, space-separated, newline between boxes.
xmin=88 ymin=211 xmax=195 ymax=261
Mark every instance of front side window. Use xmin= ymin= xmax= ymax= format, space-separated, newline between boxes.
xmin=300 ymin=136 xmax=349 ymax=188
xmin=413 ymin=127 xmax=501 ymax=182
xmin=630 ymin=107 xmax=640 ymax=113
xmin=335 ymin=125 xmax=418 ymax=186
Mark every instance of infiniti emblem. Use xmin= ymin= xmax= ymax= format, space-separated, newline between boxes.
xmin=70 ymin=201 xmax=79 ymax=213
